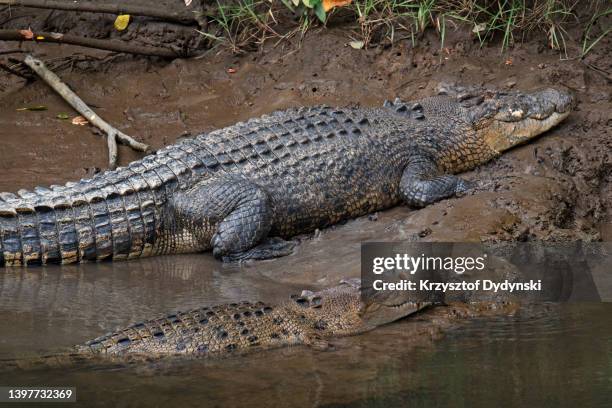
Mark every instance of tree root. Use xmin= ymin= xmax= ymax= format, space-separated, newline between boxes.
xmin=0 ymin=0 xmax=202 ymax=24
xmin=0 ymin=29 xmax=190 ymax=58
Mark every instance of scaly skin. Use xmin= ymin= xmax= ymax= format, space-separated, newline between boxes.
xmin=0 ymin=280 xmax=424 ymax=369
xmin=75 ymin=279 xmax=424 ymax=357
xmin=0 ymin=84 xmax=573 ymax=265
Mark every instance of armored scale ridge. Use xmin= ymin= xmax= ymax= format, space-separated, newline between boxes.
xmin=0 ymin=84 xmax=573 ymax=265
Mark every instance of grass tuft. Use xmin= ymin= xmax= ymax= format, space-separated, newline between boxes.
xmin=199 ymin=0 xmax=611 ymax=57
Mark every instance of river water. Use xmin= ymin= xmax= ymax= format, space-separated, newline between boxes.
xmin=0 ymin=234 xmax=610 ymax=407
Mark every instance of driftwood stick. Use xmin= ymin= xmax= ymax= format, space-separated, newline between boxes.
xmin=22 ymin=54 xmax=148 ymax=169
xmin=0 ymin=0 xmax=199 ymax=24
xmin=106 ymin=131 xmax=118 ymax=169
xmin=0 ymin=29 xmax=188 ymax=58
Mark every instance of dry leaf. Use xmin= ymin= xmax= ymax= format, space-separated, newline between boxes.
xmin=349 ymin=40 xmax=364 ymax=49
xmin=19 ymin=28 xmax=34 ymax=39
xmin=72 ymin=116 xmax=88 ymax=126
xmin=472 ymin=23 xmax=486 ymax=34
xmin=505 ymin=58 xmax=513 ymax=66
xmin=322 ymin=0 xmax=352 ymax=12
xmin=184 ymin=0 xmax=193 ymax=5
xmin=227 ymin=68 xmax=237 ymax=74
xmin=114 ymin=14 xmax=131 ymax=31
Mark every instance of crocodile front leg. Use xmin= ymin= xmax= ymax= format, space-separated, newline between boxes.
xmin=399 ymin=156 xmax=472 ymax=208
xmin=171 ymin=176 xmax=295 ymax=262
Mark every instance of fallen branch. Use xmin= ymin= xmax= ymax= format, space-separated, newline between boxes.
xmin=0 ymin=49 xmax=26 ymax=56
xmin=0 ymin=29 xmax=189 ymax=58
xmin=22 ymin=54 xmax=149 ymax=169
xmin=0 ymin=0 xmax=199 ymax=24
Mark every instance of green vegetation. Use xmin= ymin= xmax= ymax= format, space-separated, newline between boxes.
xmin=199 ymin=0 xmax=611 ymax=57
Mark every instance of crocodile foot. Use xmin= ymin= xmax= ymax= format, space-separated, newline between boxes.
xmin=221 ymin=237 xmax=297 ymax=263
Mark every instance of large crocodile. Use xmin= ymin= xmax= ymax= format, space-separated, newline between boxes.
xmin=0 ymin=85 xmax=573 ymax=265
xmin=2 ymin=280 xmax=425 ymax=368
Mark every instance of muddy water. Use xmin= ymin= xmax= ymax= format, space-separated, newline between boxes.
xmin=0 ymin=253 xmax=611 ymax=407
xmin=0 ymin=215 xmax=611 ymax=407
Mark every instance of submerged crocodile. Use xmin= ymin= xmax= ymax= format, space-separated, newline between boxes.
xmin=2 ymin=280 xmax=424 ymax=367
xmin=0 ymin=84 xmax=573 ymax=265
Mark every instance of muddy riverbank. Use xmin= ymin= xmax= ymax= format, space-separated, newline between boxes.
xmin=1 ymin=8 xmax=610 ymax=245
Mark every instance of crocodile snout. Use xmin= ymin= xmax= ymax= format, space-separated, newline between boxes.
xmin=535 ymin=88 xmax=574 ymax=113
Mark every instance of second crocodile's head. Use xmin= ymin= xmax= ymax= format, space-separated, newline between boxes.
xmin=292 ymin=279 xmax=424 ymax=336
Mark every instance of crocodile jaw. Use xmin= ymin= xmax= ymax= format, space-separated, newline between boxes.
xmin=480 ymin=110 xmax=571 ymax=153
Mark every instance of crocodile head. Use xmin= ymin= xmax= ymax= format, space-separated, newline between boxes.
xmin=294 ymin=279 xmax=423 ymax=335
xmin=461 ymin=87 xmax=574 ymax=153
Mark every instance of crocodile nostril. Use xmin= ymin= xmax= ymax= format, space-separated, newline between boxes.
xmin=295 ymin=297 xmax=310 ymax=307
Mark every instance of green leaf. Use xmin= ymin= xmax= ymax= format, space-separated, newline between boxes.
xmin=291 ymin=0 xmax=300 ymax=6
xmin=302 ymin=0 xmax=318 ymax=8
xmin=315 ymin=2 xmax=326 ymax=22
xmin=56 ymin=113 xmax=70 ymax=120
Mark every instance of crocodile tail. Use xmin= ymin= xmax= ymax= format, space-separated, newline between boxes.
xmin=0 ymin=175 xmax=155 ymax=265
xmin=0 ymin=205 xmax=79 ymax=266
xmin=0 ymin=351 xmax=97 ymax=372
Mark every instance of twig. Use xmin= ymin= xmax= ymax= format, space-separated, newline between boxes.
xmin=22 ymin=54 xmax=149 ymax=169
xmin=0 ymin=0 xmax=199 ymax=24
xmin=0 ymin=61 xmax=30 ymax=79
xmin=0 ymin=29 xmax=189 ymax=58
xmin=0 ymin=49 xmax=25 ymax=55
xmin=582 ymin=61 xmax=612 ymax=82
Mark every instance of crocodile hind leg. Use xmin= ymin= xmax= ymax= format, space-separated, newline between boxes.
xmin=171 ymin=176 xmax=295 ymax=262
xmin=399 ymin=156 xmax=473 ymax=208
